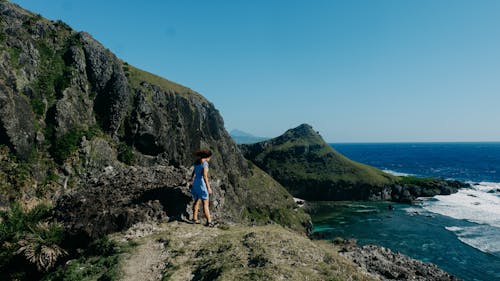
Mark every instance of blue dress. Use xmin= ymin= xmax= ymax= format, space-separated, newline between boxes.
xmin=192 ymin=161 xmax=209 ymax=200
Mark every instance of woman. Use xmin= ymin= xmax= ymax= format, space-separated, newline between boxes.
xmin=189 ymin=149 xmax=214 ymax=227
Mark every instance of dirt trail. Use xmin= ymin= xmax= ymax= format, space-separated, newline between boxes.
xmin=118 ymin=221 xmax=219 ymax=281
xmin=120 ymin=236 xmax=167 ymax=281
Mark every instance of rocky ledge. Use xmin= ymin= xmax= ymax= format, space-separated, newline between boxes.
xmin=334 ymin=239 xmax=461 ymax=281
xmin=54 ymin=165 xmax=191 ymax=242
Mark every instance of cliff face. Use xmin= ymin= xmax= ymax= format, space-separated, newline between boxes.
xmin=0 ymin=2 xmax=309 ymax=239
xmin=240 ymin=124 xmax=469 ymax=202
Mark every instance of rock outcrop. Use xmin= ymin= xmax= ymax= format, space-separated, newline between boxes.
xmin=53 ymin=165 xmax=188 ymax=241
xmin=241 ymin=124 xmax=470 ymax=202
xmin=338 ymin=243 xmax=461 ymax=281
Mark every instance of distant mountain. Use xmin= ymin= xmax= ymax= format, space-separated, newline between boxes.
xmin=230 ymin=129 xmax=268 ymax=144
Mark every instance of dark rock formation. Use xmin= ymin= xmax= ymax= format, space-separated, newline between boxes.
xmin=390 ymin=178 xmax=469 ymax=203
xmin=340 ymin=244 xmax=461 ymax=281
xmin=53 ymin=165 xmax=189 ymax=240
xmin=241 ymin=124 xmax=470 ymax=202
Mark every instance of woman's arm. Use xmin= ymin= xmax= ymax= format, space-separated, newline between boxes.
xmin=202 ymin=165 xmax=212 ymax=194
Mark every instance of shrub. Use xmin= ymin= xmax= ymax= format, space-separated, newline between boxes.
xmin=31 ymin=98 xmax=45 ymax=117
xmin=0 ymin=32 xmax=6 ymax=44
xmin=50 ymin=126 xmax=101 ymax=164
xmin=0 ymin=203 xmax=66 ymax=277
xmin=43 ymin=237 xmax=137 ymax=281
xmin=16 ymin=222 xmax=67 ymax=271
xmin=51 ymin=129 xmax=83 ymax=163
xmin=117 ymin=143 xmax=135 ymax=165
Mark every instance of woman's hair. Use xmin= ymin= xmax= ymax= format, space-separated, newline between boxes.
xmin=195 ymin=149 xmax=212 ymax=162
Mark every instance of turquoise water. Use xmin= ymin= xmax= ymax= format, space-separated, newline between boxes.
xmin=310 ymin=201 xmax=500 ymax=281
xmin=310 ymin=143 xmax=500 ymax=280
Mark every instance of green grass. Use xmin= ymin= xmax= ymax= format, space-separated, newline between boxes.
xmin=127 ymin=64 xmax=206 ymax=102
xmin=157 ymin=223 xmax=377 ymax=281
xmin=397 ymin=175 xmax=435 ymax=185
xmin=242 ymin=164 xmax=311 ymax=233
xmin=33 ymin=41 xmax=72 ymax=101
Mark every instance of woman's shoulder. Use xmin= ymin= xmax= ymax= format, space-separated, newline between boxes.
xmin=202 ymin=161 xmax=209 ymax=167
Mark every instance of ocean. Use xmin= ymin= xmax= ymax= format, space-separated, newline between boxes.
xmin=310 ymin=143 xmax=500 ymax=281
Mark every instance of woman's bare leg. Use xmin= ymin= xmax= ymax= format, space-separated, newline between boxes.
xmin=193 ymin=199 xmax=201 ymax=221
xmin=202 ymin=199 xmax=211 ymax=222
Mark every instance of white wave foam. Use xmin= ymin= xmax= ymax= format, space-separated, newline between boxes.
xmin=422 ymin=182 xmax=500 ymax=228
xmin=445 ymin=225 xmax=500 ymax=257
xmin=444 ymin=226 xmax=463 ymax=232
xmin=382 ymin=169 xmax=413 ymax=177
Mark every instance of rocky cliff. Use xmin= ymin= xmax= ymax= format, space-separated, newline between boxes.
xmin=240 ymin=124 xmax=469 ymax=202
xmin=0 ymin=1 xmax=310 ymax=241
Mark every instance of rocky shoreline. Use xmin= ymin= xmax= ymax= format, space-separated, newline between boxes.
xmin=332 ymin=238 xmax=461 ymax=281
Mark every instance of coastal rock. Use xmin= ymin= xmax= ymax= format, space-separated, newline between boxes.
xmin=390 ymin=178 xmax=470 ymax=203
xmin=340 ymin=244 xmax=461 ymax=281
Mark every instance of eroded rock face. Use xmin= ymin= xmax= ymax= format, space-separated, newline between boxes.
xmin=54 ymin=165 xmax=189 ymax=240
xmin=0 ymin=82 xmax=36 ymax=159
xmin=79 ymin=32 xmax=129 ymax=135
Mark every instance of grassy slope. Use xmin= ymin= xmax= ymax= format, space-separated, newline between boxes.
xmin=249 ymin=125 xmax=395 ymax=187
xmin=242 ymin=163 xmax=311 ymax=233
xmin=121 ymin=222 xmax=377 ymax=281
xmin=126 ymin=64 xmax=207 ymax=102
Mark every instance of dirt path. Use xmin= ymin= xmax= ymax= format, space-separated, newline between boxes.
xmin=118 ymin=221 xmax=220 ymax=281
xmin=120 ymin=237 xmax=168 ymax=281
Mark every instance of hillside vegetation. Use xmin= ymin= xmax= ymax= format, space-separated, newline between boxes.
xmin=241 ymin=124 xmax=469 ymax=201
xmin=241 ymin=124 xmax=396 ymax=200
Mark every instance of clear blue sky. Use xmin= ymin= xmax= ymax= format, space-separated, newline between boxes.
xmin=10 ymin=0 xmax=500 ymax=142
